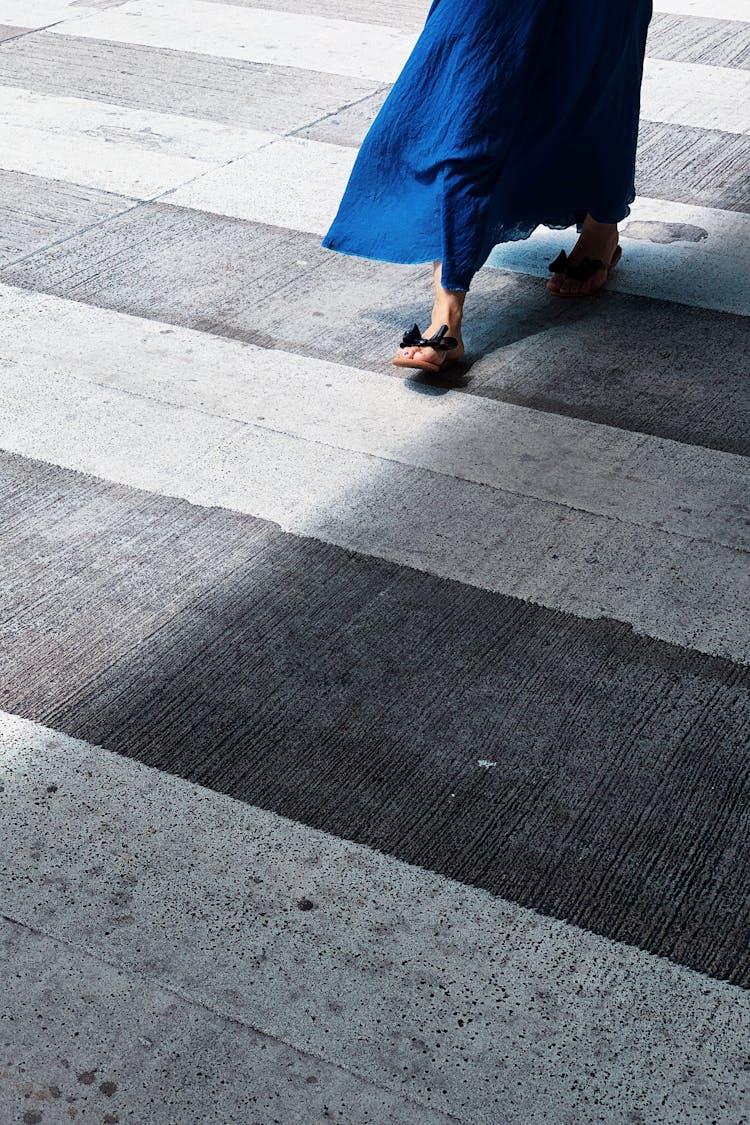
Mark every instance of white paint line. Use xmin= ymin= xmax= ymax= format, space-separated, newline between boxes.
xmin=0 ymin=86 xmax=273 ymax=200
xmin=0 ymin=86 xmax=274 ymax=164
xmin=641 ymin=58 xmax=750 ymax=135
xmin=165 ymin=135 xmax=750 ymax=317
xmin=204 ymin=0 xmax=750 ymax=29
xmin=167 ymin=134 xmax=355 ymax=231
xmin=4 ymin=0 xmax=741 ymax=37
xmin=52 ymin=0 xmax=414 ymax=83
xmin=1 ymin=711 xmax=748 ymax=1124
xmin=1 ymin=285 xmax=748 ymax=662
xmin=488 ymin=194 xmax=750 ymax=317
xmin=3 ymin=283 xmax=748 ymax=554
xmin=653 ymin=0 xmax=750 ymax=20
xmin=50 ymin=1 xmax=750 ymax=130
xmin=0 ymin=0 xmax=95 ymax=28
xmin=2 ymin=920 xmax=437 ymax=1124
xmin=0 ymin=122 xmax=208 ymax=199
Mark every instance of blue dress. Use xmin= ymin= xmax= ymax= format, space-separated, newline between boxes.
xmin=322 ymin=0 xmax=653 ymax=291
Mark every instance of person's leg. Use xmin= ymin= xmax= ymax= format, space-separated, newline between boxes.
xmin=547 ymin=215 xmax=621 ymax=297
xmin=397 ymin=261 xmax=467 ymax=368
xmin=545 ymin=2 xmax=652 ymax=298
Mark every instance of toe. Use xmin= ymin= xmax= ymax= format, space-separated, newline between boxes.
xmin=414 ymin=347 xmax=438 ymax=365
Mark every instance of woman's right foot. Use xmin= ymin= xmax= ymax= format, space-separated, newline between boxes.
xmin=547 ymin=215 xmax=620 ymax=296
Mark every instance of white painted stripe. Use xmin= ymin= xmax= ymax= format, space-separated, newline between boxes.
xmin=0 ymin=86 xmax=273 ymax=200
xmin=200 ymin=0 xmax=431 ymax=33
xmin=164 ymin=135 xmax=750 ymax=317
xmin=207 ymin=0 xmax=749 ymax=30
xmin=488 ymin=194 xmax=750 ymax=317
xmin=0 ymin=86 xmax=272 ymax=165
xmin=2 ymin=920 xmax=438 ymax=1124
xmin=642 ymin=58 xmax=750 ymax=135
xmin=1 ymin=284 xmax=748 ymax=661
xmin=51 ymin=1 xmax=750 ymax=133
xmin=4 ymin=283 xmax=748 ymax=554
xmin=168 ymin=135 xmax=355 ymax=231
xmin=0 ymin=122 xmax=200 ymax=200
xmin=53 ymin=0 xmax=414 ymax=83
xmin=2 ymin=710 xmax=748 ymax=1123
xmin=0 ymin=0 xmax=89 ymax=28
xmin=653 ymin=0 xmax=750 ymax=20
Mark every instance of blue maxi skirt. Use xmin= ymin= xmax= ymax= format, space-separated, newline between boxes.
xmin=322 ymin=0 xmax=653 ymax=291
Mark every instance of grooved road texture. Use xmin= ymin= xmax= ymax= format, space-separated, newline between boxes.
xmin=2 ymin=451 xmax=749 ymax=985
xmin=1 ymin=1 xmax=749 ymax=1123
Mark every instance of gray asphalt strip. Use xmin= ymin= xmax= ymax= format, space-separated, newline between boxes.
xmin=1 ymin=451 xmax=748 ymax=987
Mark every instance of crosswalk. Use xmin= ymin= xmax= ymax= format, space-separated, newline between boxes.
xmin=0 ymin=2 xmax=748 ymax=1122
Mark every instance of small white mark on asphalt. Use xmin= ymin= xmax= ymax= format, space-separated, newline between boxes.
xmin=478 ymin=760 xmax=497 ymax=770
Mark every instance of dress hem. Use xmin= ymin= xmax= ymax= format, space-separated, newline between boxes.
xmin=322 ymin=195 xmax=635 ymax=292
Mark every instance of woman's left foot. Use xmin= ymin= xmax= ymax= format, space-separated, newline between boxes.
xmin=392 ymin=261 xmax=467 ymax=373
xmin=393 ymin=311 xmax=465 ymax=371
xmin=547 ymin=216 xmax=620 ymax=297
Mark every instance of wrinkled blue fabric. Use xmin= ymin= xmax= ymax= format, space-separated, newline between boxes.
xmin=322 ymin=0 xmax=653 ymax=291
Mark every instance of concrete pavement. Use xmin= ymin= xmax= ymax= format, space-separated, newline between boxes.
xmin=0 ymin=2 xmax=748 ymax=1122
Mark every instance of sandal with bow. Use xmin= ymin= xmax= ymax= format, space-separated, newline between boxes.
xmin=392 ymin=323 xmax=461 ymax=374
xmin=547 ymin=245 xmax=622 ymax=297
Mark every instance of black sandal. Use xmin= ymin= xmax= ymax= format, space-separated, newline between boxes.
xmin=392 ymin=323 xmax=460 ymax=373
xmin=548 ymin=245 xmax=622 ymax=296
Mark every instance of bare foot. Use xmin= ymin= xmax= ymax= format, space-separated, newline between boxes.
xmin=398 ymin=314 xmax=466 ymax=368
xmin=396 ymin=261 xmax=467 ymax=369
xmin=547 ymin=216 xmax=620 ymax=297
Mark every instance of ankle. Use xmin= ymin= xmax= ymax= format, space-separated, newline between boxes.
xmin=432 ymin=300 xmax=464 ymax=326
xmin=583 ymin=214 xmax=617 ymax=230
xmin=580 ymin=218 xmax=619 ymax=244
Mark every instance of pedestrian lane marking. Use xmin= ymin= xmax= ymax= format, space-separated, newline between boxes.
xmin=2 ymin=284 xmax=749 ymax=662
xmin=5 ymin=282 xmax=747 ymax=554
xmin=51 ymin=0 xmax=414 ymax=84
xmin=49 ymin=0 xmax=750 ymax=90
xmin=487 ymin=194 xmax=750 ymax=318
xmin=642 ymin=58 xmax=750 ymax=135
xmin=0 ymin=86 xmax=273 ymax=201
xmin=2 ymin=709 xmax=746 ymax=1124
xmin=0 ymin=0 xmax=93 ymax=28
xmin=161 ymin=135 xmax=750 ymax=317
xmin=1 ymin=1 xmax=748 ymax=1118
xmin=653 ymin=0 xmax=750 ymax=20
